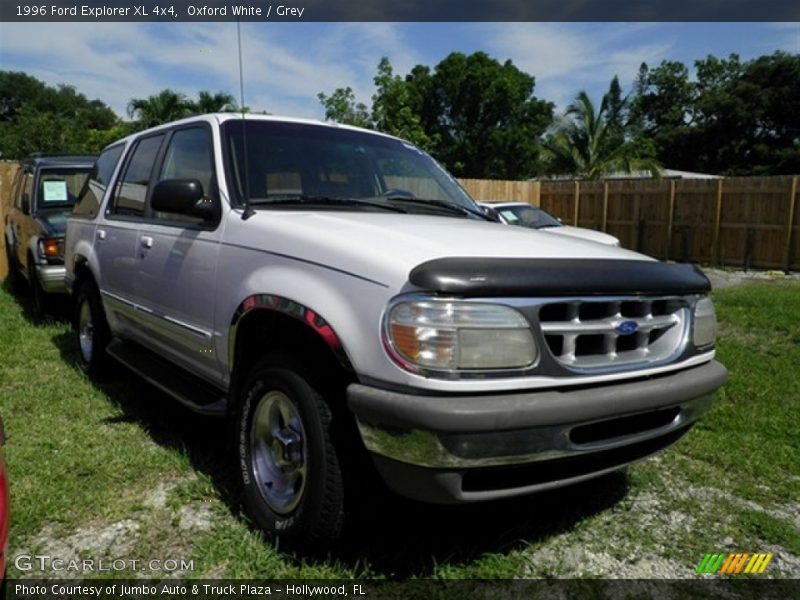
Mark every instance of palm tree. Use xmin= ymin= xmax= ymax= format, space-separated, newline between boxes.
xmin=127 ymin=89 xmax=192 ymax=128
xmin=191 ymin=91 xmax=238 ymax=115
xmin=542 ymin=88 xmax=661 ymax=180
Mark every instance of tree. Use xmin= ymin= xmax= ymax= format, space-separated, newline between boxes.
xmin=0 ymin=71 xmax=119 ymax=158
xmin=692 ymin=52 xmax=799 ymax=174
xmin=630 ymin=52 xmax=800 ymax=175
xmin=370 ymin=58 xmax=435 ymax=150
xmin=629 ymin=60 xmax=696 ymax=170
xmin=191 ymin=90 xmax=238 ymax=114
xmin=604 ymin=75 xmax=625 ymax=147
xmin=127 ymin=89 xmax=192 ymax=128
xmin=424 ymin=52 xmax=553 ymax=178
xmin=316 ymin=87 xmax=371 ymax=128
xmin=317 ymin=53 xmax=552 ymax=178
xmin=541 ymin=89 xmax=660 ymax=179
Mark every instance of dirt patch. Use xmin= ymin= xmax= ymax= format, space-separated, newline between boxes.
xmin=10 ymin=477 xmax=221 ymax=578
xmin=702 ymin=268 xmax=800 ymax=290
xmin=519 ymin=470 xmax=800 ymax=579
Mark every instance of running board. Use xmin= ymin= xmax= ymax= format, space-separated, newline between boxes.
xmin=107 ymin=339 xmax=228 ymax=417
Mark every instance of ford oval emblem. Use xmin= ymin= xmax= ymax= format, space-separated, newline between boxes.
xmin=616 ymin=320 xmax=638 ymax=336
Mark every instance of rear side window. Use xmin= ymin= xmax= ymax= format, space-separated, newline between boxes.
xmin=110 ymin=134 xmax=165 ymax=218
xmin=74 ymin=145 xmax=124 ymax=219
xmin=10 ymin=170 xmax=24 ymax=209
xmin=20 ymin=172 xmax=34 ymax=211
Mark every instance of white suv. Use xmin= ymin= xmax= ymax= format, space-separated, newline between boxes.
xmin=65 ymin=114 xmax=726 ymax=547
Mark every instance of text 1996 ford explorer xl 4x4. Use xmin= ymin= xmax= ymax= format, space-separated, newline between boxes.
xmin=64 ymin=114 xmax=726 ymax=547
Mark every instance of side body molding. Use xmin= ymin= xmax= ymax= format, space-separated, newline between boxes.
xmin=228 ymin=294 xmax=354 ymax=374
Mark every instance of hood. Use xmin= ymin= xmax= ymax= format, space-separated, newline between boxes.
xmin=35 ymin=210 xmax=70 ymax=237
xmin=549 ymin=225 xmax=620 ymax=246
xmin=228 ymin=210 xmax=652 ymax=290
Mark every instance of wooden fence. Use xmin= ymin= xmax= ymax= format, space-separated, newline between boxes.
xmin=0 ymin=161 xmax=20 ymax=282
xmin=463 ymin=176 xmax=800 ymax=272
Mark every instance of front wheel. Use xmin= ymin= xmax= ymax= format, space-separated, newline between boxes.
xmin=74 ymin=280 xmax=110 ymax=377
xmin=4 ymin=241 xmax=22 ymax=293
xmin=235 ymin=358 xmax=346 ymax=548
xmin=28 ymin=261 xmax=48 ymax=318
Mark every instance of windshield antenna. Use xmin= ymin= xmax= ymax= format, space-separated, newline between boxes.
xmin=237 ymin=18 xmax=254 ymax=220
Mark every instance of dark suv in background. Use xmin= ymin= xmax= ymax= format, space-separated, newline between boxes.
xmin=3 ymin=155 xmax=95 ymax=315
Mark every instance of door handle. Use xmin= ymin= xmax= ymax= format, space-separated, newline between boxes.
xmin=97 ymin=229 xmax=106 ymax=240
xmin=140 ymin=236 xmax=154 ymax=249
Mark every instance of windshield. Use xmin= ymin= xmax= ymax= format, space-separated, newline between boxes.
xmin=37 ymin=168 xmax=92 ymax=210
xmin=497 ymin=205 xmax=562 ymax=229
xmin=222 ymin=120 xmax=477 ymax=214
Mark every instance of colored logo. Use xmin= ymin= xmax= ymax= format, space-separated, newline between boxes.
xmin=616 ymin=320 xmax=639 ymax=336
xmin=696 ymin=553 xmax=773 ymax=574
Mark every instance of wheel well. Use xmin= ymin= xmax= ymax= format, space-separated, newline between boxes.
xmin=231 ymin=310 xmax=354 ymax=406
xmin=72 ymin=258 xmax=94 ymax=293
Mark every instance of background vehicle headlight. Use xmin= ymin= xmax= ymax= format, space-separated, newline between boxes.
xmin=693 ymin=296 xmax=717 ymax=347
xmin=385 ymin=300 xmax=537 ymax=372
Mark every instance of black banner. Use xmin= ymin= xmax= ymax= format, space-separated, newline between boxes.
xmin=1 ymin=0 xmax=799 ymax=22
xmin=4 ymin=579 xmax=800 ymax=600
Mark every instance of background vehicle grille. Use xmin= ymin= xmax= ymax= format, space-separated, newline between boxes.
xmin=538 ymin=297 xmax=689 ymax=370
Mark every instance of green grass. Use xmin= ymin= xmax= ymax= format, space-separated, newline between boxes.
xmin=1 ymin=278 xmax=798 ymax=579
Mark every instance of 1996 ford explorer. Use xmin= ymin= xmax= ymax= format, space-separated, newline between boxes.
xmin=64 ymin=114 xmax=727 ymax=547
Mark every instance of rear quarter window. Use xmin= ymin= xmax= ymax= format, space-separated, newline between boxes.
xmin=74 ymin=145 xmax=125 ymax=219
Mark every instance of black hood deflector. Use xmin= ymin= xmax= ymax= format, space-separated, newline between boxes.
xmin=409 ymin=258 xmax=711 ymax=297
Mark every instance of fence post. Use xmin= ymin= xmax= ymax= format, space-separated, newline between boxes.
xmin=533 ymin=180 xmax=541 ymax=207
xmin=666 ymin=180 xmax=676 ymax=260
xmin=573 ymin=181 xmax=580 ymax=226
xmin=784 ymin=176 xmax=798 ymax=273
xmin=602 ymin=182 xmax=609 ymax=232
xmin=712 ymin=179 xmax=724 ymax=266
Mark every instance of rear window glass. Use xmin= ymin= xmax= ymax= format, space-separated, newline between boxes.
xmin=38 ymin=169 xmax=91 ymax=209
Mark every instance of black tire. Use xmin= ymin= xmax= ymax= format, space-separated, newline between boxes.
xmin=4 ymin=240 xmax=22 ymax=293
xmin=28 ymin=260 xmax=48 ymax=318
xmin=73 ymin=279 xmax=110 ymax=377
xmin=235 ymin=356 xmax=346 ymax=548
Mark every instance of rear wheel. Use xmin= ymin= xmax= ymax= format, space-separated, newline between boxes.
xmin=235 ymin=357 xmax=346 ymax=548
xmin=74 ymin=280 xmax=110 ymax=377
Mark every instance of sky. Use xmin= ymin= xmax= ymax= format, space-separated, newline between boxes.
xmin=1 ymin=22 xmax=798 ymax=120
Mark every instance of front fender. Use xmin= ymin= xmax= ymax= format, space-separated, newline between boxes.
xmin=216 ymin=258 xmax=392 ymax=388
xmin=65 ymin=223 xmax=100 ymax=294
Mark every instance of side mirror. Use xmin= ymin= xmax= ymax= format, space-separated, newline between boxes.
xmin=151 ymin=179 xmax=216 ymax=221
xmin=21 ymin=194 xmax=30 ymax=215
xmin=481 ymin=205 xmax=501 ymax=222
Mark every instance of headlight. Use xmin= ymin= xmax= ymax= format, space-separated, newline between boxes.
xmin=693 ymin=296 xmax=717 ymax=347
xmin=384 ymin=299 xmax=537 ymax=373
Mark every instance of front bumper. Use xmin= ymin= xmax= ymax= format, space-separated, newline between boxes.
xmin=35 ymin=264 xmax=67 ymax=294
xmin=347 ymin=360 xmax=727 ymax=503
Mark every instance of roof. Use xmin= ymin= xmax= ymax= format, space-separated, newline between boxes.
xmin=114 ymin=113 xmax=400 ymax=148
xmin=25 ymin=154 xmax=97 ymax=168
xmin=533 ymin=168 xmax=722 ymax=181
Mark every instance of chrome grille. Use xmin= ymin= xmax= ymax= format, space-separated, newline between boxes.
xmin=538 ymin=297 xmax=689 ymax=370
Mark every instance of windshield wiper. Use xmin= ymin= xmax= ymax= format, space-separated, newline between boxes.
xmin=381 ymin=196 xmax=492 ymax=220
xmin=250 ymin=195 xmax=407 ymax=213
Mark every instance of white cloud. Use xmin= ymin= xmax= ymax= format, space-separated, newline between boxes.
xmin=475 ymin=23 xmax=672 ymax=109
xmin=0 ymin=22 xmax=419 ymax=119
